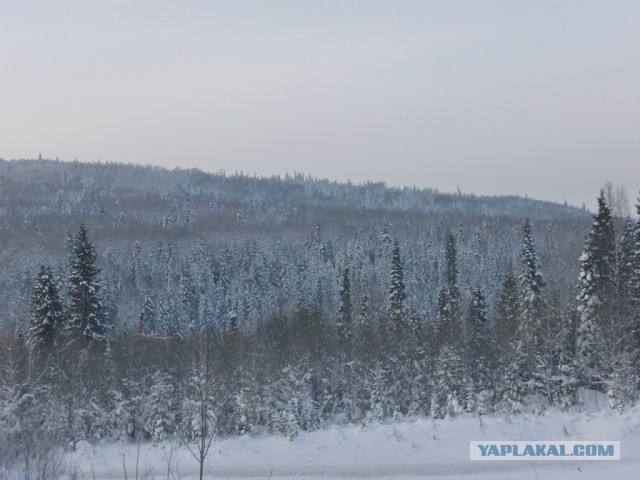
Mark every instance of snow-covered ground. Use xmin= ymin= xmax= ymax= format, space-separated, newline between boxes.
xmin=67 ymin=398 xmax=640 ymax=480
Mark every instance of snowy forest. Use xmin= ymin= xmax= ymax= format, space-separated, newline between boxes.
xmin=1 ymin=159 xmax=639 ymax=471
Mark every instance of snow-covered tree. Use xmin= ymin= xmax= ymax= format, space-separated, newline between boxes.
xmin=67 ymin=224 xmax=108 ymax=341
xmin=387 ymin=240 xmax=406 ymax=335
xmin=576 ymin=243 xmax=602 ymax=388
xmin=28 ymin=265 xmax=64 ymax=350
xmin=433 ymin=233 xmax=461 ymax=350
xmin=516 ymin=219 xmax=545 ymax=383
xmin=467 ymin=287 xmax=492 ymax=394
xmin=336 ymin=267 xmax=352 ymax=348
xmin=494 ymin=269 xmax=520 ymax=353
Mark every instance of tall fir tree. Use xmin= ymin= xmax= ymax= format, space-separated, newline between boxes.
xmin=589 ymin=190 xmax=617 ymax=306
xmin=467 ymin=286 xmax=492 ymax=393
xmin=516 ymin=219 xmax=545 ymax=382
xmin=434 ymin=233 xmax=461 ymax=349
xmin=387 ymin=240 xmax=406 ymax=335
xmin=179 ymin=263 xmax=198 ymax=334
xmin=494 ymin=269 xmax=520 ymax=353
xmin=576 ymin=192 xmax=618 ymax=389
xmin=28 ymin=265 xmax=65 ymax=349
xmin=336 ymin=267 xmax=352 ymax=348
xmin=617 ymin=219 xmax=635 ymax=310
xmin=576 ymin=242 xmax=602 ymax=387
xmin=68 ymin=224 xmax=108 ymax=341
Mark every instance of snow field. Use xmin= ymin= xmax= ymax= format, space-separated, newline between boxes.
xmin=67 ymin=402 xmax=640 ymax=479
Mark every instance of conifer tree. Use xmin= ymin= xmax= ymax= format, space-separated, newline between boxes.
xmin=388 ymin=240 xmax=406 ymax=335
xmin=590 ymin=191 xmax=617 ymax=306
xmin=179 ymin=263 xmax=198 ymax=334
xmin=576 ymin=243 xmax=601 ymax=387
xmin=433 ymin=233 xmax=460 ymax=349
xmin=494 ymin=270 xmax=520 ymax=352
xmin=67 ymin=224 xmax=108 ymax=341
xmin=618 ymin=219 xmax=635 ymax=310
xmin=468 ymin=286 xmax=491 ymax=392
xmin=336 ymin=267 xmax=352 ymax=348
xmin=556 ymin=307 xmax=578 ymax=409
xmin=139 ymin=288 xmax=155 ymax=335
xmin=28 ymin=265 xmax=64 ymax=349
xmin=517 ymin=219 xmax=545 ymax=381
xmin=576 ymin=193 xmax=618 ymax=389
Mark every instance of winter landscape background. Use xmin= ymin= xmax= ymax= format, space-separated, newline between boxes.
xmin=0 ymin=158 xmax=639 ymax=479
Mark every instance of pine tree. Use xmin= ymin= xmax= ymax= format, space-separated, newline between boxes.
xmin=433 ymin=233 xmax=460 ymax=349
xmin=494 ymin=270 xmax=520 ymax=353
xmin=356 ymin=293 xmax=373 ymax=344
xmin=67 ymin=224 xmax=108 ymax=341
xmin=468 ymin=286 xmax=492 ymax=393
xmin=517 ymin=219 xmax=545 ymax=381
xmin=555 ymin=306 xmax=578 ymax=409
xmin=28 ymin=265 xmax=64 ymax=349
xmin=388 ymin=240 xmax=406 ymax=335
xmin=617 ymin=219 xmax=635 ymax=310
xmin=576 ymin=243 xmax=602 ymax=387
xmin=576 ymin=192 xmax=618 ymax=389
xmin=336 ymin=267 xmax=352 ymax=348
xmin=179 ymin=263 xmax=198 ymax=335
xmin=139 ymin=288 xmax=155 ymax=335
xmin=590 ymin=191 xmax=617 ymax=306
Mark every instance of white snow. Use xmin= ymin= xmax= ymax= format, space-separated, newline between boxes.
xmin=66 ymin=397 xmax=640 ymax=479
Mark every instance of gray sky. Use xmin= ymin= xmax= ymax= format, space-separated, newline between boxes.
xmin=1 ymin=1 xmax=638 ymax=209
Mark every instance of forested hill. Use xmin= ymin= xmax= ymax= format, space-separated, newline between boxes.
xmin=3 ymin=158 xmax=640 ymax=450
xmin=0 ymin=158 xmax=586 ymax=243
xmin=1 ymin=158 xmax=590 ymax=332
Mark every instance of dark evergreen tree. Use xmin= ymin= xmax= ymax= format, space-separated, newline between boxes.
xmin=576 ymin=242 xmax=601 ymax=387
xmin=387 ymin=240 xmax=406 ymax=335
xmin=67 ymin=224 xmax=108 ymax=341
xmin=468 ymin=286 xmax=492 ymax=393
xmin=617 ymin=219 xmax=635 ymax=310
xmin=356 ymin=293 xmax=373 ymax=345
xmin=576 ymin=193 xmax=618 ymax=389
xmin=139 ymin=288 xmax=156 ymax=335
xmin=516 ymin=219 xmax=545 ymax=382
xmin=433 ymin=233 xmax=460 ymax=349
xmin=589 ymin=190 xmax=617 ymax=306
xmin=179 ymin=263 xmax=198 ymax=334
xmin=336 ymin=267 xmax=352 ymax=348
xmin=494 ymin=269 xmax=520 ymax=352
xmin=555 ymin=306 xmax=579 ymax=409
xmin=28 ymin=265 xmax=64 ymax=349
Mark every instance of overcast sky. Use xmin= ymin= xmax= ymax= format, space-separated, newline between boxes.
xmin=1 ymin=1 xmax=638 ymax=209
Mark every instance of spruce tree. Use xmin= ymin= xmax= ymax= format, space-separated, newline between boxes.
xmin=28 ymin=265 xmax=64 ymax=349
xmin=517 ymin=219 xmax=545 ymax=381
xmin=179 ymin=263 xmax=198 ymax=334
xmin=336 ymin=267 xmax=352 ymax=348
xmin=388 ymin=240 xmax=406 ymax=335
xmin=468 ymin=286 xmax=492 ymax=393
xmin=576 ymin=242 xmax=601 ymax=387
xmin=576 ymin=192 xmax=618 ymax=389
xmin=617 ymin=219 xmax=635 ymax=310
xmin=68 ymin=224 xmax=108 ymax=341
xmin=590 ymin=190 xmax=617 ymax=306
xmin=494 ymin=269 xmax=520 ymax=352
xmin=433 ymin=233 xmax=460 ymax=349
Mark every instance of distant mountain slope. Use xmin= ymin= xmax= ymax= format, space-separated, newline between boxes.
xmin=0 ymin=158 xmax=588 ymax=248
